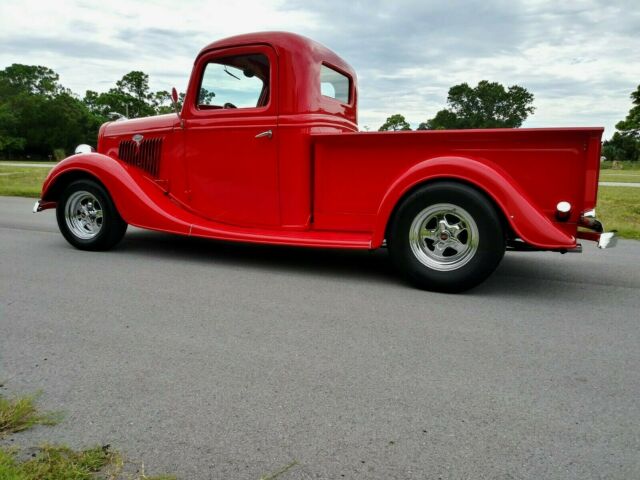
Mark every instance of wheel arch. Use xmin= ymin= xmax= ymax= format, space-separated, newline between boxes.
xmin=40 ymin=153 xmax=193 ymax=235
xmin=42 ymin=169 xmax=107 ymax=203
xmin=374 ymin=156 xmax=576 ymax=250
xmin=384 ymin=177 xmax=512 ymax=243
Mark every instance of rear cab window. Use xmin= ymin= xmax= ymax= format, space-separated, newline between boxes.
xmin=320 ymin=64 xmax=351 ymax=104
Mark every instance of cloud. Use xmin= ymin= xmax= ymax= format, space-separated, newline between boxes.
xmin=1 ymin=37 xmax=130 ymax=60
xmin=0 ymin=0 xmax=638 ymax=136
xmin=282 ymin=0 xmax=640 ymax=135
xmin=115 ymin=28 xmax=205 ymax=57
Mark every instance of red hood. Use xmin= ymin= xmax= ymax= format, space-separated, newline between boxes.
xmin=98 ymin=113 xmax=179 ymax=155
xmin=101 ymin=113 xmax=179 ymax=137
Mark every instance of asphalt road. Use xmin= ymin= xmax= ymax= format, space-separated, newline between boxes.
xmin=1 ymin=196 xmax=639 ymax=479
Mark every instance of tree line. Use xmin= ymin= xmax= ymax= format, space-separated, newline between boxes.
xmin=0 ymin=63 xmax=638 ymax=162
xmin=378 ymin=81 xmax=640 ymax=163
xmin=0 ymin=64 xmax=176 ymax=160
xmin=378 ymin=80 xmax=535 ymax=131
xmin=601 ymin=85 xmax=640 ymax=162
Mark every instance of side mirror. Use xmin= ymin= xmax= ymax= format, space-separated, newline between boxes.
xmin=171 ymin=87 xmax=181 ymax=118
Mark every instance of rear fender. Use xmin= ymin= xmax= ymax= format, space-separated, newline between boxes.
xmin=374 ymin=156 xmax=576 ymax=250
xmin=40 ymin=153 xmax=191 ymax=235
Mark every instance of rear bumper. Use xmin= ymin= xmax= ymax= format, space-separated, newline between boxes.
xmin=576 ymin=209 xmax=617 ymax=249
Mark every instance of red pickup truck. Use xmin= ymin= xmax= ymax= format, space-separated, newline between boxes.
xmin=35 ymin=32 xmax=615 ymax=292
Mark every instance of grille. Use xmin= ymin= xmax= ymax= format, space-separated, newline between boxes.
xmin=118 ymin=137 xmax=163 ymax=178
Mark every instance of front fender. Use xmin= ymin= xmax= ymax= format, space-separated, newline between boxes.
xmin=373 ymin=156 xmax=576 ymax=250
xmin=40 ymin=153 xmax=192 ymax=235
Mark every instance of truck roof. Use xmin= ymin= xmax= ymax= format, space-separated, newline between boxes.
xmin=198 ymin=31 xmax=354 ymax=76
xmin=197 ymin=32 xmax=358 ymax=126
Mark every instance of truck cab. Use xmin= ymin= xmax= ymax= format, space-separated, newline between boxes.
xmin=100 ymin=32 xmax=358 ymax=230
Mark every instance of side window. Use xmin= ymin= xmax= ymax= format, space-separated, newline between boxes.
xmin=198 ymin=53 xmax=270 ymax=109
xmin=320 ymin=64 xmax=350 ymax=104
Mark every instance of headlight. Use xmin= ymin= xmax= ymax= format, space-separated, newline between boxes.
xmin=74 ymin=144 xmax=95 ymax=154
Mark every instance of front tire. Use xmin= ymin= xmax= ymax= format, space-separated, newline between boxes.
xmin=388 ymin=181 xmax=505 ymax=293
xmin=56 ymin=179 xmax=127 ymax=251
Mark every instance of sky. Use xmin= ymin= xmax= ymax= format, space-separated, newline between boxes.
xmin=1 ymin=0 xmax=639 ymax=138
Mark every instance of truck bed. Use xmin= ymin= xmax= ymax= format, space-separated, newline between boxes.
xmin=311 ymin=127 xmax=603 ymax=247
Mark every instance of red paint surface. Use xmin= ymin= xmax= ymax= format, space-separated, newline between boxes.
xmin=40 ymin=32 xmax=604 ymax=251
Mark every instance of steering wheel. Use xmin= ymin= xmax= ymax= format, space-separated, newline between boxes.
xmin=223 ymin=102 xmax=237 ymax=109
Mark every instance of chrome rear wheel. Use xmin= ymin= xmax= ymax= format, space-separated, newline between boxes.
xmin=389 ymin=182 xmax=505 ymax=293
xmin=409 ymin=203 xmax=479 ymax=272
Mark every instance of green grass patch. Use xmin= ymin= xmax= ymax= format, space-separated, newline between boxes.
xmin=1 ymin=391 xmax=175 ymax=479
xmin=598 ymin=186 xmax=640 ymax=240
xmin=600 ymin=161 xmax=640 ymax=184
xmin=0 ymin=393 xmax=61 ymax=438
xmin=600 ymin=161 xmax=640 ymax=171
xmin=0 ymin=161 xmax=58 ymax=166
xmin=599 ymin=170 xmax=640 ymax=183
xmin=0 ymin=445 xmax=175 ymax=480
xmin=0 ymin=165 xmax=51 ymax=198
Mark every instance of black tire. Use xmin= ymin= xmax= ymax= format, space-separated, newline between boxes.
xmin=388 ymin=181 xmax=505 ymax=293
xmin=56 ymin=179 xmax=127 ymax=251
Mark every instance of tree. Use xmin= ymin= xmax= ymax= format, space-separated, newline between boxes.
xmin=379 ymin=114 xmax=411 ymax=131
xmin=602 ymin=132 xmax=639 ymax=162
xmin=602 ymin=85 xmax=640 ymax=162
xmin=0 ymin=64 xmax=99 ymax=158
xmin=0 ymin=64 xmax=183 ymax=159
xmin=0 ymin=102 xmax=25 ymax=152
xmin=615 ymin=84 xmax=640 ymax=137
xmin=84 ymin=72 xmax=183 ymax=119
xmin=422 ymin=80 xmax=535 ymax=130
xmin=84 ymin=83 xmax=152 ymax=119
xmin=0 ymin=64 xmax=61 ymax=97
xmin=83 ymin=71 xmax=155 ymax=119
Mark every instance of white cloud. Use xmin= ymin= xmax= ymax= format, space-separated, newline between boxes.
xmin=1 ymin=0 xmax=638 ymax=137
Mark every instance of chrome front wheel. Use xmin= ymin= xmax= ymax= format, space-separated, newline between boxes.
xmin=65 ymin=191 xmax=104 ymax=240
xmin=56 ymin=179 xmax=127 ymax=251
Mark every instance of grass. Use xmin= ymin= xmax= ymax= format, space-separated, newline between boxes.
xmin=0 ymin=165 xmax=50 ymax=197
xmin=0 ymin=160 xmax=58 ymax=165
xmin=600 ymin=161 xmax=640 ymax=183
xmin=599 ymin=171 xmax=640 ymax=183
xmin=597 ymin=186 xmax=640 ymax=240
xmin=0 ymin=444 xmax=116 ymax=480
xmin=0 ymin=392 xmax=62 ymax=438
xmin=0 ymin=445 xmax=175 ymax=480
xmin=600 ymin=160 xmax=640 ymax=170
xmin=0 ymin=391 xmax=175 ymax=480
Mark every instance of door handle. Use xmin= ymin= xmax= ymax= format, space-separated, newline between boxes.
xmin=255 ymin=130 xmax=273 ymax=139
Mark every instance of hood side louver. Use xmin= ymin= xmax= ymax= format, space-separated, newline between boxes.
xmin=118 ymin=137 xmax=163 ymax=178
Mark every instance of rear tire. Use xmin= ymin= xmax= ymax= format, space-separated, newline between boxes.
xmin=56 ymin=179 xmax=127 ymax=251
xmin=388 ymin=181 xmax=505 ymax=293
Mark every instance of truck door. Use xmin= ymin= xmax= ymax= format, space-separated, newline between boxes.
xmin=182 ymin=45 xmax=279 ymax=227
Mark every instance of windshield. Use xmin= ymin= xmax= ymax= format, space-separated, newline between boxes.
xmin=198 ymin=53 xmax=270 ymax=109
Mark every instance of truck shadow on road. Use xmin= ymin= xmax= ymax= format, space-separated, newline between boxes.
xmin=119 ymin=229 xmax=400 ymax=285
xmin=114 ymin=230 xmax=633 ymax=298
